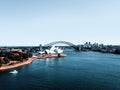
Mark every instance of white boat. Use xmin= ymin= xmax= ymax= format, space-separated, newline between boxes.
xmin=10 ymin=70 xmax=18 ymax=74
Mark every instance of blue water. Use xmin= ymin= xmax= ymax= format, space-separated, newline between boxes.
xmin=1 ymin=51 xmax=120 ymax=90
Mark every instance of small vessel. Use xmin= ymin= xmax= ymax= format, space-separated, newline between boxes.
xmin=10 ymin=70 xmax=18 ymax=74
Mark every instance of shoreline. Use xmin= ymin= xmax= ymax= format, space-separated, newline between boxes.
xmin=0 ymin=58 xmax=34 ymax=71
xmin=0 ymin=53 xmax=66 ymax=71
xmin=35 ymin=53 xmax=66 ymax=58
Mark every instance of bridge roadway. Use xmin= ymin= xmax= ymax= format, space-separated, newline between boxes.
xmin=42 ymin=41 xmax=80 ymax=51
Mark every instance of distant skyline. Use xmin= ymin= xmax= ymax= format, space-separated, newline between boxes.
xmin=0 ymin=0 xmax=120 ymax=46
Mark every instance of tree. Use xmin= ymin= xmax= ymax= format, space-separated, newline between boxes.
xmin=0 ymin=51 xmax=6 ymax=57
xmin=7 ymin=52 xmax=15 ymax=60
xmin=114 ymin=49 xmax=120 ymax=54
xmin=16 ymin=56 xmax=22 ymax=61
xmin=22 ymin=53 xmax=28 ymax=59
xmin=4 ymin=57 xmax=10 ymax=64
xmin=0 ymin=60 xmax=2 ymax=67
xmin=28 ymin=52 xmax=32 ymax=58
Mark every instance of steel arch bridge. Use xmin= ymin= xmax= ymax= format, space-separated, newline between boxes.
xmin=43 ymin=41 xmax=80 ymax=51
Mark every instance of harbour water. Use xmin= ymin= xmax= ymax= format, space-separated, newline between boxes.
xmin=1 ymin=51 xmax=120 ymax=90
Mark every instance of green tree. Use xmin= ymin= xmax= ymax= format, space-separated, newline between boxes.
xmin=22 ymin=53 xmax=28 ymax=59
xmin=0 ymin=51 xmax=6 ymax=57
xmin=114 ymin=49 xmax=120 ymax=54
xmin=16 ymin=56 xmax=22 ymax=61
xmin=0 ymin=60 xmax=2 ymax=67
xmin=27 ymin=52 xmax=32 ymax=58
xmin=4 ymin=57 xmax=10 ymax=64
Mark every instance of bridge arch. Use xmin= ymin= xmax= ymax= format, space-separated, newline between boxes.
xmin=43 ymin=41 xmax=80 ymax=51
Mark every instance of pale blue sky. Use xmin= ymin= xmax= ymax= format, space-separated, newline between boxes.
xmin=0 ymin=0 xmax=120 ymax=46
